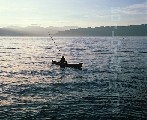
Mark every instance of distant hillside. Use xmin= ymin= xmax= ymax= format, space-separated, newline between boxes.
xmin=1 ymin=24 xmax=146 ymax=36
xmin=0 ymin=26 xmax=78 ymax=36
xmin=55 ymin=24 xmax=147 ymax=36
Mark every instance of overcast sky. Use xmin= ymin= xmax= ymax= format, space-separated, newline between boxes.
xmin=0 ymin=0 xmax=146 ymax=27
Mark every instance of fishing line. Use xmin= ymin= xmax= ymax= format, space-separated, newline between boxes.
xmin=48 ymin=32 xmax=61 ymax=58
xmin=48 ymin=32 xmax=60 ymax=52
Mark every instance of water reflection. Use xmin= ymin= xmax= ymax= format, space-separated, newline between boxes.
xmin=0 ymin=37 xmax=147 ymax=119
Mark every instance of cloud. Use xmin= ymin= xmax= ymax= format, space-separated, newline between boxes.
xmin=122 ymin=2 xmax=147 ymax=15
xmin=126 ymin=2 xmax=147 ymax=9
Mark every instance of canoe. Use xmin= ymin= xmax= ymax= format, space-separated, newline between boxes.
xmin=52 ymin=60 xmax=83 ymax=68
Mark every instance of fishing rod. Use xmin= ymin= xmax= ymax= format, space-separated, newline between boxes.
xmin=48 ymin=32 xmax=83 ymax=69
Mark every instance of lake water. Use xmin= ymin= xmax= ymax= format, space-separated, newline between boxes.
xmin=0 ymin=36 xmax=147 ymax=120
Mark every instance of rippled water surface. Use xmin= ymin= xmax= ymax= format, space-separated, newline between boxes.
xmin=0 ymin=37 xmax=147 ymax=120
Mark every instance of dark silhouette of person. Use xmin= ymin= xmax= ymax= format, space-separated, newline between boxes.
xmin=60 ymin=56 xmax=67 ymax=67
xmin=60 ymin=56 xmax=65 ymax=62
xmin=60 ymin=56 xmax=67 ymax=63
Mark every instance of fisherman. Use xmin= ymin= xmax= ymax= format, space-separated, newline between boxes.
xmin=60 ymin=56 xmax=67 ymax=64
xmin=60 ymin=56 xmax=67 ymax=67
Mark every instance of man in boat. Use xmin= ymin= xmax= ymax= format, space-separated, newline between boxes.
xmin=60 ymin=56 xmax=67 ymax=67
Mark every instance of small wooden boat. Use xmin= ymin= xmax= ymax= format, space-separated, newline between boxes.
xmin=52 ymin=60 xmax=83 ymax=69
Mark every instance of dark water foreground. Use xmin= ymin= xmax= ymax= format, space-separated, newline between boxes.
xmin=0 ymin=37 xmax=147 ymax=120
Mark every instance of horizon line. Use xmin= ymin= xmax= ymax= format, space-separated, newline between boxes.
xmin=0 ymin=23 xmax=147 ymax=29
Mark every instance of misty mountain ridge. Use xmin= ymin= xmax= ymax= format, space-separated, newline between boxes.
xmin=0 ymin=24 xmax=146 ymax=36
xmin=0 ymin=26 xmax=78 ymax=36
